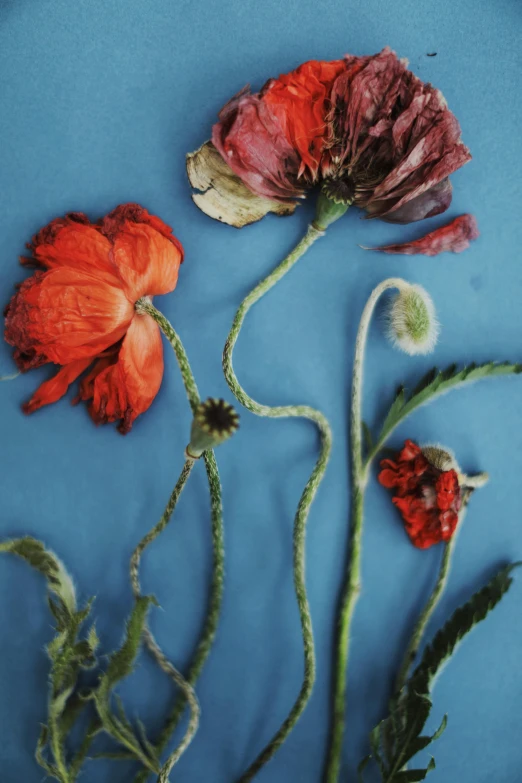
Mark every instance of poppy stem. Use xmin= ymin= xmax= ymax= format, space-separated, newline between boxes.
xmin=0 ymin=371 xmax=20 ymax=381
xmin=130 ymin=458 xmax=201 ymax=780
xmin=325 ymin=278 xmax=409 ymax=783
xmin=221 ymin=224 xmax=332 ymax=781
xmin=394 ymin=538 xmax=455 ymax=697
xmin=133 ymin=300 xmax=225 ymax=781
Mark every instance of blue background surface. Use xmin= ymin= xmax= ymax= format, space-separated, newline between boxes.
xmin=1 ymin=1 xmax=522 ymax=781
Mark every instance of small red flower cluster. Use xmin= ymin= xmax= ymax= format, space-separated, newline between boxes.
xmin=378 ymin=440 xmax=461 ymax=549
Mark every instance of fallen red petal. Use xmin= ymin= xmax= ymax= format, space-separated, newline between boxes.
xmin=364 ymin=214 xmax=479 ymax=256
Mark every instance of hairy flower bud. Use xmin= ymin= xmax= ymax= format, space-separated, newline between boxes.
xmin=186 ymin=398 xmax=240 ymax=459
xmin=386 ymin=283 xmax=439 ymax=355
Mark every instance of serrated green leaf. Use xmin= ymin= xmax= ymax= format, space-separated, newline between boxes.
xmin=0 ymin=537 xmax=77 ymax=615
xmin=35 ymin=724 xmax=56 ymax=776
xmin=379 ymin=386 xmax=405 ymax=440
xmin=93 ymin=596 xmax=159 ymax=773
xmin=360 ymin=563 xmax=519 ymax=783
xmin=358 ymin=755 xmax=372 ymax=782
xmin=412 ymin=563 xmax=521 ymax=695
xmin=69 ymin=717 xmax=102 ymax=777
xmin=362 ymin=421 xmax=374 ymax=455
xmin=431 ymin=714 xmax=447 ymax=742
xmin=375 ymin=361 xmax=522 ymax=450
xmin=393 ymin=766 xmax=434 ymax=782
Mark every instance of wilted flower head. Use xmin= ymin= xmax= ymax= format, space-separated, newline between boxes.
xmin=186 ymin=398 xmax=240 ymax=458
xmin=188 ymin=48 xmax=470 ymax=228
xmin=4 ymin=205 xmax=183 ymax=433
xmin=378 ymin=440 xmax=487 ymax=549
xmin=386 ymin=283 xmax=439 ymax=355
xmin=322 ymin=47 xmax=471 ymax=223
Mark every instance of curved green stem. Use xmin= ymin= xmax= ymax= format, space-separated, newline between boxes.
xmin=130 ymin=458 xmax=201 ymax=780
xmin=133 ymin=301 xmax=225 ymax=781
xmin=394 ymin=539 xmax=454 ymax=696
xmin=221 ymin=225 xmax=332 ymax=781
xmin=325 ymin=278 xmax=408 ymax=783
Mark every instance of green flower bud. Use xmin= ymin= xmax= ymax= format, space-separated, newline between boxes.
xmin=387 ymin=283 xmax=439 ymax=355
xmin=186 ymin=398 xmax=240 ymax=459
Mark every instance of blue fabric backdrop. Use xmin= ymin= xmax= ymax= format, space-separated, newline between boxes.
xmin=1 ymin=1 xmax=521 ymax=781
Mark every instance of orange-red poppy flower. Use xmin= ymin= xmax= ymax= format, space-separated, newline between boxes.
xmin=4 ymin=204 xmax=183 ymax=433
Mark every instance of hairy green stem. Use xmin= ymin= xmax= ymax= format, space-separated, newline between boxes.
xmin=48 ymin=718 xmax=71 ymax=783
xmin=325 ymin=278 xmax=407 ymax=783
xmin=394 ymin=540 xmax=454 ymax=696
xmin=221 ymin=224 xmax=332 ymax=781
xmin=130 ymin=458 xmax=201 ymax=781
xmin=133 ymin=301 xmax=225 ymax=781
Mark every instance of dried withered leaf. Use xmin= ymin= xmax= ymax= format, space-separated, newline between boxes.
xmin=186 ymin=141 xmax=297 ymax=228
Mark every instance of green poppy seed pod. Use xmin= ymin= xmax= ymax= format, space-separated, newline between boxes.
xmin=312 ymin=190 xmax=350 ymax=231
xmin=387 ymin=283 xmax=439 ymax=355
xmin=186 ymin=398 xmax=240 ymax=459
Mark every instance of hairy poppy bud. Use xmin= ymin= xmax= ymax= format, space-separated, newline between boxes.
xmin=186 ymin=398 xmax=240 ymax=459
xmin=386 ymin=283 xmax=439 ymax=356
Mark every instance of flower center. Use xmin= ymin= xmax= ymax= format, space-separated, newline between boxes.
xmin=321 ymin=175 xmax=355 ymax=206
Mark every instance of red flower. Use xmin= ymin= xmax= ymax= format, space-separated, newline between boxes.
xmin=323 ymin=48 xmax=471 ymax=223
xmin=203 ymin=48 xmax=470 ymax=226
xmin=4 ymin=204 xmax=183 ymax=433
xmin=378 ymin=439 xmax=462 ymax=549
xmin=211 ymin=58 xmax=346 ymax=202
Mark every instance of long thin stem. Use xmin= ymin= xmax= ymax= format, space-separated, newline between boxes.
xmin=325 ymin=278 xmax=407 ymax=783
xmin=394 ymin=539 xmax=454 ymax=696
xmin=221 ymin=224 xmax=332 ymax=781
xmin=133 ymin=301 xmax=225 ymax=781
xmin=130 ymin=458 xmax=201 ymax=779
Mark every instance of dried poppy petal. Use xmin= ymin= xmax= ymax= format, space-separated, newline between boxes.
xmin=212 ymin=88 xmax=304 ymax=201
xmin=262 ymin=58 xmax=347 ymax=179
xmin=324 ymin=47 xmax=471 ymax=222
xmin=186 ymin=141 xmax=297 ymax=228
xmin=23 ymin=357 xmax=94 ymax=414
xmin=363 ymin=214 xmax=479 ymax=256
xmin=75 ymin=313 xmax=164 ymax=433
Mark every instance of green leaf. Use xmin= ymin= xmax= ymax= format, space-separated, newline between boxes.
xmin=69 ymin=717 xmax=102 ymax=777
xmin=376 ymin=362 xmax=522 ymax=447
xmin=360 ymin=563 xmax=519 ymax=782
xmin=412 ymin=563 xmax=521 ymax=695
xmin=362 ymin=421 xmax=374 ymax=455
xmin=393 ymin=763 xmax=435 ymax=782
xmin=93 ymin=596 xmax=159 ymax=773
xmin=35 ymin=724 xmax=57 ymax=777
xmin=0 ymin=537 xmax=76 ymax=615
xmin=358 ymin=755 xmax=372 ymax=782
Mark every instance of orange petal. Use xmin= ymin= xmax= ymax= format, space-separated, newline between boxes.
xmin=111 ymin=221 xmax=182 ymax=302
xmin=76 ymin=313 xmax=163 ymax=433
xmin=4 ymin=268 xmax=134 ymax=369
xmin=30 ymin=213 xmax=120 ymax=286
xmin=22 ymin=357 xmax=94 ymax=414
